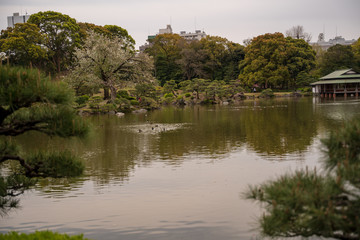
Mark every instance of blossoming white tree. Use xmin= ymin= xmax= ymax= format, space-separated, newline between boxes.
xmin=69 ymin=31 xmax=154 ymax=100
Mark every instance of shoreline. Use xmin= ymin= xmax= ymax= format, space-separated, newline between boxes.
xmin=78 ymin=92 xmax=314 ymax=116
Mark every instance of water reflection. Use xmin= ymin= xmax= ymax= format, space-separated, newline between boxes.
xmin=14 ymin=97 xmax=360 ymax=192
xmin=4 ymin=97 xmax=360 ymax=240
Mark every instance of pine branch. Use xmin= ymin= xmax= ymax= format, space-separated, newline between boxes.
xmin=0 ymin=155 xmax=34 ymax=177
xmin=0 ymin=120 xmax=43 ymax=136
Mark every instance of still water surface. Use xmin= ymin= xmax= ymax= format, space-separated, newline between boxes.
xmin=2 ymin=97 xmax=360 ymax=239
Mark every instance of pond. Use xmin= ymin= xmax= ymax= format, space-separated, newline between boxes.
xmin=1 ymin=97 xmax=360 ymax=240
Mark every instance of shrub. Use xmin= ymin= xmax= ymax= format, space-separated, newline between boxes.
xmin=297 ymin=87 xmax=312 ymax=93
xmin=115 ymin=98 xmax=131 ymax=112
xmin=100 ymin=103 xmax=116 ymax=112
xmin=259 ymin=89 xmax=275 ymax=98
xmin=89 ymin=96 xmax=102 ymax=103
xmin=88 ymin=96 xmax=102 ymax=109
xmin=201 ymin=99 xmax=214 ymax=105
xmin=164 ymin=93 xmax=174 ymax=98
xmin=184 ymin=93 xmax=191 ymax=98
xmin=162 ymin=96 xmax=174 ymax=105
xmin=116 ymin=90 xmax=130 ymax=99
xmin=75 ymin=95 xmax=89 ymax=105
xmin=139 ymin=96 xmax=158 ymax=109
xmin=130 ymin=100 xmax=139 ymax=106
xmin=0 ymin=231 xmax=89 ymax=239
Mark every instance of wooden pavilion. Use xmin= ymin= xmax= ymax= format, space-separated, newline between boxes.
xmin=311 ymin=69 xmax=360 ymax=98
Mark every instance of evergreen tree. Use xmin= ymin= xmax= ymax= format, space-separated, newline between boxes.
xmin=245 ymin=118 xmax=360 ymax=240
xmin=319 ymin=44 xmax=357 ymax=76
xmin=0 ymin=23 xmax=47 ymax=68
xmin=238 ymin=33 xmax=316 ymax=89
xmin=28 ymin=11 xmax=81 ymax=72
xmin=0 ymin=65 xmax=89 ymax=215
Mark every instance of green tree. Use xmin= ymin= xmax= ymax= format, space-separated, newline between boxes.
xmin=163 ymin=80 xmax=178 ymax=96
xmin=222 ymin=42 xmax=245 ymax=80
xmin=68 ymin=31 xmax=153 ymax=100
xmin=200 ymin=36 xmax=228 ymax=80
xmin=28 ymin=11 xmax=81 ymax=72
xmin=188 ymin=78 xmax=210 ymax=100
xmin=0 ymin=23 xmax=47 ymax=68
xmin=177 ymin=40 xmax=208 ymax=80
xmin=0 ymin=65 xmax=89 ymax=215
xmin=319 ymin=44 xmax=356 ymax=75
xmin=225 ymin=80 xmax=245 ymax=98
xmin=239 ymin=33 xmax=288 ymax=88
xmin=78 ymin=22 xmax=111 ymax=43
xmin=245 ymin=118 xmax=360 ymax=240
xmin=104 ymin=25 xmax=136 ymax=50
xmin=145 ymin=33 xmax=184 ymax=85
xmin=191 ymin=36 xmax=245 ymax=81
xmin=352 ymin=38 xmax=360 ymax=72
xmin=239 ymin=33 xmax=315 ymax=89
xmin=205 ymin=80 xmax=226 ymax=101
xmin=78 ymin=23 xmax=135 ymax=50
xmin=134 ymin=83 xmax=158 ymax=100
xmin=285 ymin=37 xmax=316 ymax=88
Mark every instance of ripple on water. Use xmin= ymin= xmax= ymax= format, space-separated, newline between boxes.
xmin=122 ymin=123 xmax=191 ymax=135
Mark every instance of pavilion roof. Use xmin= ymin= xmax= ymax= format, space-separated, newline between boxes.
xmin=311 ymin=69 xmax=360 ymax=85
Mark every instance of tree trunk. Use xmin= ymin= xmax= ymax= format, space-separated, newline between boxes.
xmin=103 ymin=87 xmax=110 ymax=100
xmin=110 ymin=85 xmax=117 ymax=101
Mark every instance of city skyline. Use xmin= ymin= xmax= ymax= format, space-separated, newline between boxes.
xmin=1 ymin=0 xmax=359 ymax=48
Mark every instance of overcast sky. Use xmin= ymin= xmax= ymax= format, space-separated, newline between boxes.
xmin=1 ymin=0 xmax=359 ymax=49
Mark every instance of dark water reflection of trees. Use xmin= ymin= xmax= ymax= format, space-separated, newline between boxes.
xmin=14 ymin=97 xmax=360 ymax=194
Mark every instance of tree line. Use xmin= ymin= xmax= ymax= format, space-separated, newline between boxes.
xmin=1 ymin=11 xmax=359 ymax=94
xmin=145 ymin=31 xmax=360 ymax=90
xmin=0 ymin=11 xmax=135 ymax=73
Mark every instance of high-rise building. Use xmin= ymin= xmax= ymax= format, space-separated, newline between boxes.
xmin=139 ymin=24 xmax=207 ymax=52
xmin=179 ymin=30 xmax=207 ymax=41
xmin=159 ymin=25 xmax=173 ymax=34
xmin=7 ymin=12 xmax=30 ymax=28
